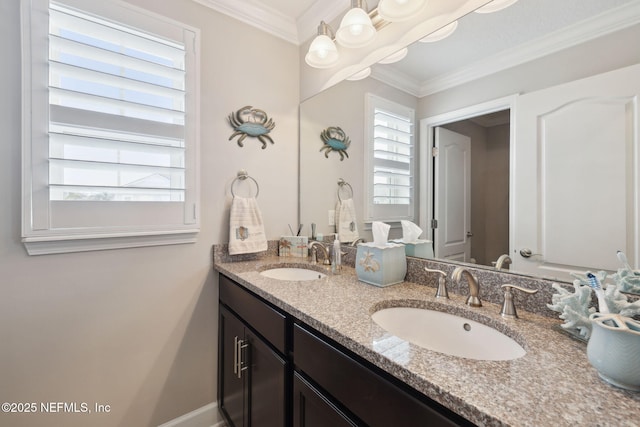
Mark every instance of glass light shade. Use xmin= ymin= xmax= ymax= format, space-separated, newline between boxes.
xmin=336 ymin=7 xmax=376 ymax=48
xmin=346 ymin=67 xmax=371 ymax=81
xmin=378 ymin=0 xmax=427 ymax=22
xmin=474 ymin=0 xmax=519 ymax=14
xmin=378 ymin=47 xmax=408 ymax=64
xmin=305 ymin=34 xmax=339 ymax=68
xmin=419 ymin=20 xmax=458 ymax=43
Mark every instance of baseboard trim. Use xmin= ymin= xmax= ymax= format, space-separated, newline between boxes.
xmin=157 ymin=402 xmax=225 ymax=427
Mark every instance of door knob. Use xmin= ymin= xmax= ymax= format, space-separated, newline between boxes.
xmin=466 ymin=231 xmax=474 ymax=237
xmin=519 ymin=248 xmax=542 ymax=258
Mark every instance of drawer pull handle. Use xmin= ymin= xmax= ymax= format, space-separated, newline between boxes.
xmin=234 ymin=337 xmax=249 ymax=379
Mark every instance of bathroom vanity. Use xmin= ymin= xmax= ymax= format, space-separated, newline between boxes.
xmin=214 ymin=247 xmax=640 ymax=426
xmin=219 ymin=273 xmax=469 ymax=427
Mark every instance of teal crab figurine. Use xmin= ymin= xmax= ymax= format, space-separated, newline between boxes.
xmin=320 ymin=126 xmax=350 ymax=161
xmin=228 ymin=105 xmax=275 ymax=149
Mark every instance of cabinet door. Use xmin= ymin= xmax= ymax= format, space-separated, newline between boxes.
xmin=293 ymin=372 xmax=357 ymax=427
xmin=246 ymin=328 xmax=287 ymax=427
xmin=219 ymin=306 xmax=246 ymax=427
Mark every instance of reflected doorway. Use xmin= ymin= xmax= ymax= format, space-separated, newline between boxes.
xmin=420 ymin=97 xmax=514 ymax=269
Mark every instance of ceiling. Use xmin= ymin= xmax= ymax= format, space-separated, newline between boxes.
xmin=380 ymin=0 xmax=636 ymax=89
xmin=195 ymin=0 xmax=639 ymax=94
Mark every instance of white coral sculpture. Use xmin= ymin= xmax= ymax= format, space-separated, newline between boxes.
xmin=547 ymin=282 xmax=595 ymax=339
xmin=548 ymin=270 xmax=640 ymax=340
xmin=603 ymin=285 xmax=640 ymax=318
xmin=612 ymin=267 xmax=640 ymax=294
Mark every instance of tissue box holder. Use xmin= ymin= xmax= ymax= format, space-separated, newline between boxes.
xmin=355 ymin=243 xmax=407 ymax=287
xmin=279 ymin=236 xmax=308 ymax=257
xmin=400 ymin=239 xmax=434 ymax=258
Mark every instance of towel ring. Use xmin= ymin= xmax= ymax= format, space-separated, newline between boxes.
xmin=337 ymin=178 xmax=353 ymax=202
xmin=231 ymin=170 xmax=260 ymax=198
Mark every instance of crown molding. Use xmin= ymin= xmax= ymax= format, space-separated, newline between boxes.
xmin=192 ymin=0 xmax=347 ymax=45
xmin=370 ymin=66 xmax=421 ymax=97
xmin=298 ymin=0 xmax=349 ymax=45
xmin=416 ymin=1 xmax=640 ymax=97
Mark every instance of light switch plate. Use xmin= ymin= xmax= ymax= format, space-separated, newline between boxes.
xmin=328 ymin=210 xmax=335 ymax=226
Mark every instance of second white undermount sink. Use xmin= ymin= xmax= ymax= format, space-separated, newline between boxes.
xmin=260 ymin=267 xmax=326 ymax=281
xmin=371 ymin=307 xmax=525 ymax=361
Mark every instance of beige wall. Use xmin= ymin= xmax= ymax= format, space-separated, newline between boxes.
xmin=0 ymin=1 xmax=299 ymax=426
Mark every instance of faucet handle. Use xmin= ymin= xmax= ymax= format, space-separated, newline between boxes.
xmin=424 ymin=268 xmax=448 ymax=299
xmin=500 ymin=284 xmax=538 ymax=319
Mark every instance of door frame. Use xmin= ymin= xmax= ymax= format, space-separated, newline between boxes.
xmin=419 ymin=95 xmax=517 ymax=256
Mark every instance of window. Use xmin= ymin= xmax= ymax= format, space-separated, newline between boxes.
xmin=364 ymin=94 xmax=415 ymax=223
xmin=21 ymin=0 xmax=200 ymax=254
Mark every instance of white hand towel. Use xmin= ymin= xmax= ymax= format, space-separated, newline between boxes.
xmin=229 ymin=196 xmax=268 ymax=255
xmin=335 ymin=198 xmax=359 ymax=243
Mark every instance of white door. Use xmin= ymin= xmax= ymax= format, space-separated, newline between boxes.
xmin=512 ymin=64 xmax=640 ymax=281
xmin=434 ymin=127 xmax=471 ymax=262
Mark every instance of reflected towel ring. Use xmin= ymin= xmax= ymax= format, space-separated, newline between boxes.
xmin=231 ymin=170 xmax=260 ymax=198
xmin=337 ymin=178 xmax=353 ymax=202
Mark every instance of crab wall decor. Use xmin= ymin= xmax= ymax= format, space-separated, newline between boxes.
xmin=228 ymin=105 xmax=275 ymax=149
xmin=320 ymin=126 xmax=350 ymax=161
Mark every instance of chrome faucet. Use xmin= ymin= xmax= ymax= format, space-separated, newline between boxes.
xmin=495 ymin=254 xmax=512 ymax=270
xmin=350 ymin=237 xmax=366 ymax=246
xmin=452 ymin=266 xmax=482 ymax=307
xmin=500 ymin=284 xmax=538 ymax=319
xmin=425 ymin=267 xmax=448 ymax=299
xmin=309 ymin=241 xmax=331 ymax=265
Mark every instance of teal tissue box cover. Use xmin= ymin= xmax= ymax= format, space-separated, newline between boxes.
xmin=393 ymin=239 xmax=434 ymax=258
xmin=355 ymin=243 xmax=407 ymax=287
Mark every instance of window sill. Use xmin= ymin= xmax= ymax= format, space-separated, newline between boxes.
xmin=22 ymin=229 xmax=199 ymax=255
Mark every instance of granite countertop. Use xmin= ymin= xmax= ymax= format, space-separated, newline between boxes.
xmin=214 ymin=256 xmax=640 ymax=427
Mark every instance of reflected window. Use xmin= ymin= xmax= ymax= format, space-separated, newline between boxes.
xmin=365 ymin=94 xmax=415 ymax=223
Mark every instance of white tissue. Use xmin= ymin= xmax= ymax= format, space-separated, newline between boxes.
xmin=372 ymin=221 xmax=390 ymax=247
xmin=401 ymin=220 xmax=423 ymax=243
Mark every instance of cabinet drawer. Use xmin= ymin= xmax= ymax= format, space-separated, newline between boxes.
xmin=219 ymin=274 xmax=286 ymax=353
xmin=293 ymin=323 xmax=471 ymax=427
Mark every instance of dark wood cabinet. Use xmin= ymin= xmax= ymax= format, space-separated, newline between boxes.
xmin=218 ymin=306 xmax=247 ymax=427
xmin=218 ymin=273 xmax=474 ymax=427
xmin=293 ymin=323 xmax=473 ymax=427
xmin=218 ymin=277 xmax=287 ymax=427
xmin=293 ymin=372 xmax=357 ymax=427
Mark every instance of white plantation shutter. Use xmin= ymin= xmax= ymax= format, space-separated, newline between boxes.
xmin=365 ymin=94 xmax=415 ymax=222
xmin=48 ymin=3 xmax=186 ymax=202
xmin=22 ymin=0 xmax=200 ymax=254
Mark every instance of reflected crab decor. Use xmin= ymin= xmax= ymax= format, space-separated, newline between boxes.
xmin=320 ymin=126 xmax=350 ymax=161
xmin=228 ymin=105 xmax=275 ymax=149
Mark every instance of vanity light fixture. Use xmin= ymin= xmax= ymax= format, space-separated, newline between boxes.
xmin=377 ymin=0 xmax=427 ymax=22
xmin=336 ymin=0 xmax=377 ymax=48
xmin=419 ymin=20 xmax=458 ymax=43
xmin=305 ymin=21 xmax=339 ymax=68
xmin=378 ymin=47 xmax=408 ymax=64
xmin=346 ymin=67 xmax=371 ymax=81
xmin=474 ymin=0 xmax=519 ymax=14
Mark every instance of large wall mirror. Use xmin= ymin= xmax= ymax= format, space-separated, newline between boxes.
xmin=300 ymin=0 xmax=640 ymax=287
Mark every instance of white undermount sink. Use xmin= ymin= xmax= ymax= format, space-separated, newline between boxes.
xmin=260 ymin=267 xmax=326 ymax=281
xmin=371 ymin=307 xmax=525 ymax=361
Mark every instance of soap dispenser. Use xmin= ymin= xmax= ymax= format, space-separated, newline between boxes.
xmin=332 ymin=234 xmax=341 ymax=273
